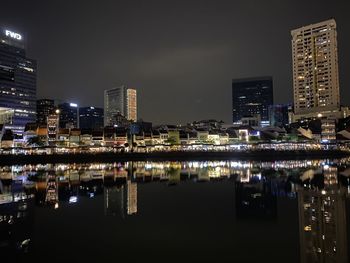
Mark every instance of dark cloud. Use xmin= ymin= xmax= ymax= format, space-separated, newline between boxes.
xmin=0 ymin=0 xmax=349 ymax=124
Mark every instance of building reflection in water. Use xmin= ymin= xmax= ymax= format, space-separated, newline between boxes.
xmin=298 ymin=165 xmax=348 ymax=263
xmin=104 ymin=180 xmax=138 ymax=217
xmin=1 ymin=159 xmax=350 ymax=258
xmin=235 ymin=172 xmax=278 ymax=219
xmin=104 ymin=185 xmax=125 ymax=217
xmin=45 ymin=172 xmax=59 ymax=208
xmin=0 ymin=172 xmax=34 ymax=255
xmin=127 ymin=180 xmax=137 ymax=215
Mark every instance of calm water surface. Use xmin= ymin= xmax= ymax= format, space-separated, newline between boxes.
xmin=1 ymin=159 xmax=350 ymax=262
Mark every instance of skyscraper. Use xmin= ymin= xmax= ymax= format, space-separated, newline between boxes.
xmin=291 ymin=19 xmax=340 ymax=119
xmin=104 ymin=85 xmax=137 ymax=126
xmin=58 ymin=102 xmax=78 ymax=128
xmin=79 ymin=106 xmax=104 ymax=130
xmin=37 ymin=99 xmax=55 ymax=125
xmin=232 ymin=77 xmax=273 ymax=124
xmin=126 ymin=88 xmax=137 ymax=121
xmin=0 ymin=27 xmax=37 ymax=136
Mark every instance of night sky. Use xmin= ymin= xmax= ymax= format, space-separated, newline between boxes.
xmin=0 ymin=0 xmax=349 ymax=124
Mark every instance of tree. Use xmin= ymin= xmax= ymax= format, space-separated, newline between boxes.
xmin=166 ymin=137 xmax=178 ymax=145
xmin=26 ymin=136 xmax=45 ymax=147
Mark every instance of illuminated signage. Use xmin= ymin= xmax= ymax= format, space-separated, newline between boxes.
xmin=70 ymin=103 xmax=78 ymax=107
xmin=5 ymin=30 xmax=22 ymax=40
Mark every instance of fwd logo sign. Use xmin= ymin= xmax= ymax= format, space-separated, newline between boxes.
xmin=5 ymin=30 xmax=22 ymax=40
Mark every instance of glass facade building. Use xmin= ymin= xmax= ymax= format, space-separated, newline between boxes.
xmin=79 ymin=106 xmax=104 ymax=130
xmin=269 ymin=104 xmax=291 ymax=127
xmin=232 ymin=76 xmax=273 ymax=123
xmin=36 ymin=99 xmax=55 ymax=125
xmin=0 ymin=27 xmax=37 ymax=136
xmin=104 ymin=85 xmax=137 ymax=126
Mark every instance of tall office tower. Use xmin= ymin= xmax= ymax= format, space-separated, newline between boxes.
xmin=232 ymin=77 xmax=273 ymax=124
xmin=58 ymin=102 xmax=78 ymax=128
xmin=37 ymin=99 xmax=55 ymax=125
xmin=79 ymin=106 xmax=104 ymax=130
xmin=291 ymin=19 xmax=340 ymax=117
xmin=104 ymin=85 xmax=137 ymax=126
xmin=126 ymin=88 xmax=137 ymax=121
xmin=0 ymin=27 xmax=37 ymax=136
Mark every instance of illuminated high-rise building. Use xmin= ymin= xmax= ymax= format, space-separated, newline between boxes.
xmin=126 ymin=89 xmax=137 ymax=121
xmin=104 ymin=85 xmax=137 ymax=126
xmin=37 ymin=99 xmax=54 ymax=125
xmin=79 ymin=106 xmax=103 ymax=130
xmin=58 ymin=102 xmax=78 ymax=128
xmin=291 ymin=19 xmax=341 ymax=120
xmin=232 ymin=77 xmax=273 ymax=125
xmin=0 ymin=27 xmax=37 ymax=136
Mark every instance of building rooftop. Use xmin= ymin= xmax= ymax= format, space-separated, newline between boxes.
xmin=232 ymin=76 xmax=273 ymax=83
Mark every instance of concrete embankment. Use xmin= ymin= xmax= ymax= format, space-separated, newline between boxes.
xmin=0 ymin=150 xmax=349 ymax=165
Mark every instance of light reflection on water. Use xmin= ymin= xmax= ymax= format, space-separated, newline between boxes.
xmin=1 ymin=159 xmax=350 ymax=262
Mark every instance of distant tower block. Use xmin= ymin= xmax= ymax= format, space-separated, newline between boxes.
xmin=291 ymin=19 xmax=340 ymax=116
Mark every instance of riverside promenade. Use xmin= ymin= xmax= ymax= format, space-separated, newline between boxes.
xmin=0 ymin=149 xmax=349 ymax=165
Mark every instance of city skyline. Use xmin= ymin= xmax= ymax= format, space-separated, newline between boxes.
xmin=0 ymin=1 xmax=349 ymax=125
xmin=2 ymin=2 xmax=350 ymax=262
